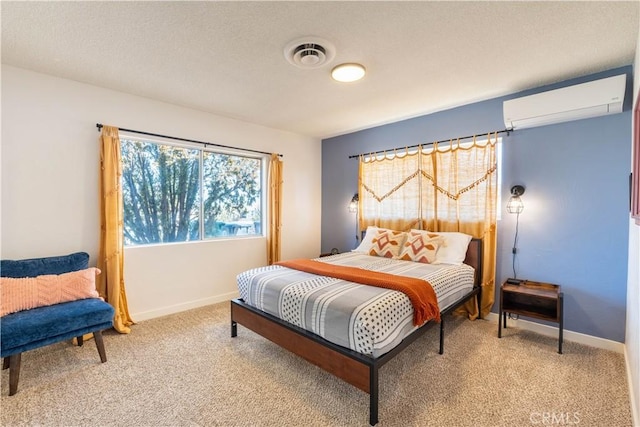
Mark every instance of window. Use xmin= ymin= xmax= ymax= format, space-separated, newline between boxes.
xmin=121 ymin=138 xmax=264 ymax=246
xmin=425 ymin=137 xmax=503 ymax=221
xmin=359 ymin=137 xmax=501 ymax=227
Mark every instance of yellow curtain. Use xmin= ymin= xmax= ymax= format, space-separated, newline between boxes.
xmin=423 ymin=135 xmax=498 ymax=319
xmin=359 ymin=134 xmax=498 ymax=319
xmin=98 ymin=126 xmax=134 ymax=333
xmin=267 ymin=154 xmax=283 ymax=264
xmin=359 ymin=149 xmax=422 ymax=232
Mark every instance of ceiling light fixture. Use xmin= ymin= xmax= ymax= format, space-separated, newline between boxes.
xmin=331 ymin=63 xmax=366 ymax=82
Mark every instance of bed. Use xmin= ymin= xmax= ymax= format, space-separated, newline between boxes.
xmin=230 ymin=234 xmax=483 ymax=425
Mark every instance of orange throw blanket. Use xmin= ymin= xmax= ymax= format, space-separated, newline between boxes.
xmin=276 ymin=259 xmax=440 ymax=326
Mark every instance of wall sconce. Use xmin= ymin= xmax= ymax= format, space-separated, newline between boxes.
xmin=348 ymin=193 xmax=360 ymax=247
xmin=348 ymin=193 xmax=359 ymax=213
xmin=507 ymin=185 xmax=525 ymax=279
xmin=506 ymin=185 xmax=525 ymax=214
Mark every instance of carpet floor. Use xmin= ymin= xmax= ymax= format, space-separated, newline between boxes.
xmin=1 ymin=302 xmax=633 ymax=426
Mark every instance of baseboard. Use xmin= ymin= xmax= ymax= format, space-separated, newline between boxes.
xmin=625 ymin=346 xmax=640 ymax=427
xmin=485 ymin=312 xmax=625 ymax=353
xmin=132 ymin=291 xmax=239 ymax=322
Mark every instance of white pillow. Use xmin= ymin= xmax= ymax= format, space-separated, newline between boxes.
xmin=410 ymin=230 xmax=473 ymax=265
xmin=353 ymin=226 xmax=387 ymax=253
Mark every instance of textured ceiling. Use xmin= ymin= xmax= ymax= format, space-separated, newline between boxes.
xmin=2 ymin=1 xmax=638 ymax=138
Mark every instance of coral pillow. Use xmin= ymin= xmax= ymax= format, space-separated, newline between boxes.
xmin=398 ymin=231 xmax=443 ymax=264
xmin=411 ymin=230 xmax=473 ymax=265
xmin=369 ymin=230 xmax=407 ymax=258
xmin=0 ymin=268 xmax=102 ymax=316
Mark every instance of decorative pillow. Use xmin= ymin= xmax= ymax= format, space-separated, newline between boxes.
xmin=369 ymin=230 xmax=407 ymax=258
xmin=411 ymin=230 xmax=473 ymax=265
xmin=0 ymin=252 xmax=90 ymax=278
xmin=0 ymin=267 xmax=102 ymax=316
xmin=398 ymin=231 xmax=443 ymax=264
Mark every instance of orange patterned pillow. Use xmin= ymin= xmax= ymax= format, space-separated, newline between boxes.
xmin=369 ymin=230 xmax=407 ymax=258
xmin=398 ymin=231 xmax=443 ymax=264
xmin=0 ymin=268 xmax=102 ymax=316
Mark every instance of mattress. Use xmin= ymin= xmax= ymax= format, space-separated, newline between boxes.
xmin=236 ymin=252 xmax=475 ymax=357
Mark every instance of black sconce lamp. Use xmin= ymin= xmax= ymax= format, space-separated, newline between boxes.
xmin=507 ymin=185 xmax=525 ymax=279
xmin=348 ymin=193 xmax=359 ymax=213
xmin=348 ymin=193 xmax=360 ymax=247
xmin=506 ymin=185 xmax=525 ymax=214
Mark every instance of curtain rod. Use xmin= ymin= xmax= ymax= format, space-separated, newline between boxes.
xmin=96 ymin=123 xmax=283 ymax=158
xmin=347 ymin=129 xmax=512 ymax=159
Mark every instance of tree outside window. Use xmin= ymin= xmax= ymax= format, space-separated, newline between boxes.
xmin=121 ymin=138 xmax=263 ymax=246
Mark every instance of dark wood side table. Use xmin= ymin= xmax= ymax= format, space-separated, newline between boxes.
xmin=498 ymin=280 xmax=564 ymax=354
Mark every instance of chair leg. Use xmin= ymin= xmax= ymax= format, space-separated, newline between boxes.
xmin=76 ymin=335 xmax=84 ymax=346
xmin=2 ymin=358 xmax=9 ymax=370
xmin=93 ymin=330 xmax=107 ymax=363
xmin=8 ymin=353 xmax=22 ymax=396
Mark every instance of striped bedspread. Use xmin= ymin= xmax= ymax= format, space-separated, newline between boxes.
xmin=237 ymin=252 xmax=475 ymax=357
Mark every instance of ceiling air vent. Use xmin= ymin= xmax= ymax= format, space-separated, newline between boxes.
xmin=284 ymin=37 xmax=336 ymax=69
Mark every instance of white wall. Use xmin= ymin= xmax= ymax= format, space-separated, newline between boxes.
xmin=1 ymin=65 xmax=322 ymax=320
xmin=628 ymin=22 xmax=640 ymax=427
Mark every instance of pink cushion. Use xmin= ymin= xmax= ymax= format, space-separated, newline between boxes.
xmin=0 ymin=268 xmax=101 ymax=316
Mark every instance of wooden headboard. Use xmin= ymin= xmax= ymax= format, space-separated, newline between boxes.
xmin=464 ymin=238 xmax=483 ymax=287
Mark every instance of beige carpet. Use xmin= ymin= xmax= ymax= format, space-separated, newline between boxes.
xmin=1 ymin=302 xmax=633 ymax=427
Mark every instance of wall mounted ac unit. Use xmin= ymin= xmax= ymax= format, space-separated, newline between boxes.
xmin=503 ymin=74 xmax=626 ymax=130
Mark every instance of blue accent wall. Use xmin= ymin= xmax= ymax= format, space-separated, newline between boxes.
xmin=321 ymin=66 xmax=632 ymax=342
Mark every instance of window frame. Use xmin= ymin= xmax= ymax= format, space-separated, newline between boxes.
xmin=119 ymin=133 xmax=268 ymax=247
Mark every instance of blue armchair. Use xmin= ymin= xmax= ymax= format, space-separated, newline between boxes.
xmin=1 ymin=252 xmax=115 ymax=395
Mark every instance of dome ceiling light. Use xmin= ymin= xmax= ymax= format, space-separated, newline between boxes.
xmin=284 ymin=37 xmax=336 ymax=69
xmin=331 ymin=63 xmax=366 ymax=83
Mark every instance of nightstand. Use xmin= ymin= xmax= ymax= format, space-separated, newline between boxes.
xmin=498 ymin=280 xmax=564 ymax=354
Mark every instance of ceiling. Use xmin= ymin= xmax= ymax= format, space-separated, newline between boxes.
xmin=2 ymin=1 xmax=638 ymax=139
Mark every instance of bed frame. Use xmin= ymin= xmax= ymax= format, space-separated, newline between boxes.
xmin=230 ymin=238 xmax=483 ymax=426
